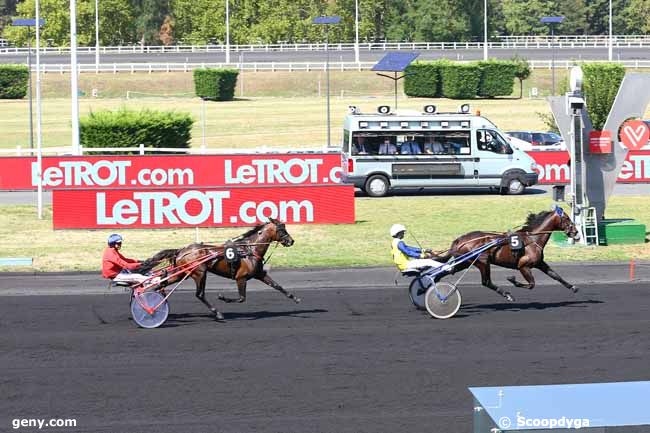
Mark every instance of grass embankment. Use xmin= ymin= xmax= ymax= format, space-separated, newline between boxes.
xmin=1 ymin=195 xmax=648 ymax=272
xmin=0 ymin=68 xmax=586 ymax=150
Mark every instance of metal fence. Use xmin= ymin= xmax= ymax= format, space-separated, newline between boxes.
xmin=2 ymin=35 xmax=650 ymax=55
xmin=22 ymin=59 xmax=650 ymax=74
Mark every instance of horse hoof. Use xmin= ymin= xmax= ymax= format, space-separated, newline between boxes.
xmin=293 ymin=296 xmax=301 ymax=304
xmin=571 ymin=285 xmax=579 ymax=293
xmin=214 ymin=311 xmax=225 ymax=321
xmin=505 ymin=293 xmax=515 ymax=302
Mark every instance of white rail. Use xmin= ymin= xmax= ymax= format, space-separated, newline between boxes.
xmin=16 ymin=59 xmax=650 ymax=74
xmin=0 ymin=144 xmax=340 ymax=156
xmin=3 ymin=36 xmax=650 ymax=55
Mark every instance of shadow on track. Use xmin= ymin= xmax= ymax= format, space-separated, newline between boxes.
xmin=164 ymin=309 xmax=328 ymax=326
xmin=462 ymin=299 xmax=603 ymax=314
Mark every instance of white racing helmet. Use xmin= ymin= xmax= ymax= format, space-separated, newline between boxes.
xmin=390 ymin=224 xmax=406 ymax=237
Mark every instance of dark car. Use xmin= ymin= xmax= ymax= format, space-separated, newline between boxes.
xmin=507 ymin=131 xmax=562 ymax=147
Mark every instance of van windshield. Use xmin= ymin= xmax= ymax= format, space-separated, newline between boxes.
xmin=351 ymin=131 xmax=471 ymax=156
xmin=477 ymin=130 xmax=513 ymax=154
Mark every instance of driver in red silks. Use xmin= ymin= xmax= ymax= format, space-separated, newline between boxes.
xmin=102 ymin=233 xmax=151 ymax=285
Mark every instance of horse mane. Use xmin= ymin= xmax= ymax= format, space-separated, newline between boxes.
xmin=232 ymin=222 xmax=267 ymax=242
xmin=521 ymin=210 xmax=553 ymax=231
xmin=136 ymin=248 xmax=179 ymax=274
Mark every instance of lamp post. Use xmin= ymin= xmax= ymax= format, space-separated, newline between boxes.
xmin=354 ymin=0 xmax=360 ymax=63
xmin=608 ymin=0 xmax=613 ymax=61
xmin=70 ymin=0 xmax=80 ymax=155
xmin=225 ymin=0 xmax=230 ymax=64
xmin=483 ymin=0 xmax=488 ymax=61
xmin=312 ymin=16 xmax=341 ymax=148
xmin=540 ymin=16 xmax=565 ymax=96
xmin=95 ymin=0 xmax=100 ymax=72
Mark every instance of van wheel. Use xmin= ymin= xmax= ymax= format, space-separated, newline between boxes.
xmin=365 ymin=175 xmax=390 ymax=197
xmin=501 ymin=177 xmax=525 ymax=195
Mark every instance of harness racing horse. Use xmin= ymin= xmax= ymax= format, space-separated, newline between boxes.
xmin=138 ymin=218 xmax=298 ymax=321
xmin=437 ymin=207 xmax=580 ymax=302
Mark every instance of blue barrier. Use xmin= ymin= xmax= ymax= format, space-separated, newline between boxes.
xmin=471 ymin=381 xmax=650 ymax=432
xmin=0 ymin=257 xmax=33 ymax=266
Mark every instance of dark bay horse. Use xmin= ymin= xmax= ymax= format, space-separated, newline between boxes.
xmin=138 ymin=218 xmax=297 ymax=321
xmin=437 ymin=207 xmax=580 ymax=302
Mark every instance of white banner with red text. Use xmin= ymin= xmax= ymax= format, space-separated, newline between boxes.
xmin=52 ymin=185 xmax=355 ymax=229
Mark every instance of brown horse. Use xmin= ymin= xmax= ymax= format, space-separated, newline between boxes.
xmin=436 ymin=207 xmax=580 ymax=302
xmin=138 ymin=218 xmax=297 ymax=321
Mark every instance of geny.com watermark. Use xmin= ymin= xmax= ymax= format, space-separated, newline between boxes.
xmin=12 ymin=418 xmax=77 ymax=430
xmin=498 ymin=412 xmax=590 ymax=429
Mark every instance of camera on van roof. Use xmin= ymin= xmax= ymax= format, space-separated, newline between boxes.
xmin=377 ymin=105 xmax=391 ymax=115
xmin=459 ymin=104 xmax=470 ymax=114
xmin=423 ymin=105 xmax=436 ymax=114
xmin=348 ymin=105 xmax=360 ymax=114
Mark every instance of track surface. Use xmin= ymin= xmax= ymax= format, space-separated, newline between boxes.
xmin=1 ymin=265 xmax=649 ymax=432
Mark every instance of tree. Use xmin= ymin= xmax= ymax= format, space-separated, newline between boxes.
xmin=159 ymin=15 xmax=174 ymax=45
xmin=585 ymin=0 xmax=626 ymax=35
xmin=621 ymin=0 xmax=650 ymax=34
xmin=501 ymin=0 xmax=556 ymax=35
xmin=511 ymin=55 xmax=531 ymax=98
xmin=2 ymin=0 xmax=135 ymax=46
xmin=131 ymin=0 xmax=169 ymax=45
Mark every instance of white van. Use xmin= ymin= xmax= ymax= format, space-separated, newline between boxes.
xmin=340 ymin=104 xmax=539 ymax=197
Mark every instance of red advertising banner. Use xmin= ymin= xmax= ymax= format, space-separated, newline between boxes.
xmin=588 ymin=130 xmax=612 ymax=154
xmin=530 ymin=150 xmax=650 ymax=184
xmin=52 ymin=185 xmax=355 ymax=229
xmin=0 ymin=153 xmax=343 ymax=190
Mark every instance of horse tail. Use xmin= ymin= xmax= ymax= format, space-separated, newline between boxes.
xmin=137 ymin=248 xmax=179 ymax=274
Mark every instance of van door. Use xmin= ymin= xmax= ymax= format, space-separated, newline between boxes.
xmin=475 ymin=129 xmax=514 ymax=186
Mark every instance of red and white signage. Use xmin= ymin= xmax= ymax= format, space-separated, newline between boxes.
xmin=0 ymin=153 xmax=343 ymax=190
xmin=589 ymin=130 xmax=612 ymax=154
xmin=52 ymin=185 xmax=355 ymax=229
xmin=620 ymin=120 xmax=650 ymax=151
xmin=530 ymin=150 xmax=650 ymax=184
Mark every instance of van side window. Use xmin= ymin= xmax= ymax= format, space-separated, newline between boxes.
xmin=423 ymin=131 xmax=470 ymax=155
xmin=342 ymin=129 xmax=350 ymax=152
xmin=477 ymin=129 xmax=513 ymax=154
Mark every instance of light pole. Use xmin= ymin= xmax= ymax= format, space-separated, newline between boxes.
xmin=95 ymin=0 xmax=100 ymax=72
xmin=483 ymin=0 xmax=488 ymax=60
xmin=70 ymin=0 xmax=80 ymax=154
xmin=312 ymin=16 xmax=341 ymax=148
xmin=608 ymin=0 xmax=613 ymax=61
xmin=354 ymin=0 xmax=360 ymax=63
xmin=225 ymin=0 xmax=230 ymax=64
xmin=11 ymin=18 xmax=44 ymax=151
xmin=540 ymin=16 xmax=565 ymax=96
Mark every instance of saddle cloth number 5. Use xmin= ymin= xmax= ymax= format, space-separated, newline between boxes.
xmin=509 ymin=234 xmax=524 ymax=251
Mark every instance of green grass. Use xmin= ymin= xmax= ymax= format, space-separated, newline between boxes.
xmin=1 ymin=195 xmax=648 ymax=272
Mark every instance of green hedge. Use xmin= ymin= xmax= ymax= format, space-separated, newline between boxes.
xmin=440 ymin=63 xmax=481 ymax=99
xmin=582 ymin=63 xmax=626 ymax=130
xmin=0 ymin=65 xmax=29 ymax=99
xmin=193 ymin=68 xmax=239 ymax=101
xmin=403 ymin=61 xmax=447 ymax=97
xmin=478 ymin=60 xmax=516 ymax=98
xmin=80 ymin=109 xmax=194 ymax=153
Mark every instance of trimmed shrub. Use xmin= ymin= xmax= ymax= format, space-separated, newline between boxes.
xmin=193 ymin=68 xmax=239 ymax=101
xmin=582 ymin=63 xmax=626 ymax=130
xmin=403 ymin=60 xmax=447 ymax=98
xmin=440 ymin=63 xmax=481 ymax=99
xmin=0 ymin=65 xmax=29 ymax=99
xmin=80 ymin=108 xmax=194 ymax=153
xmin=477 ymin=60 xmax=516 ymax=98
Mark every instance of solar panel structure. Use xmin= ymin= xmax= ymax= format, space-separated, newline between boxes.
xmin=371 ymin=52 xmax=419 ymax=72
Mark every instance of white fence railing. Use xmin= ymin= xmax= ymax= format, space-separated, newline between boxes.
xmin=3 ymin=36 xmax=650 ymax=55
xmin=0 ymin=145 xmax=339 ymax=156
xmin=19 ymin=59 xmax=650 ymax=74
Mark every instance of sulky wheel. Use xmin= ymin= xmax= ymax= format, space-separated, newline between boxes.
xmin=424 ymin=282 xmax=462 ymax=319
xmin=131 ymin=291 xmax=169 ymax=329
xmin=408 ymin=276 xmax=431 ymax=310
